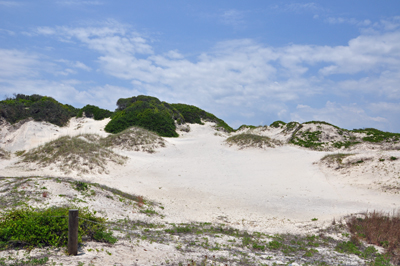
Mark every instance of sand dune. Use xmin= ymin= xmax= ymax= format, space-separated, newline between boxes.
xmin=1 ymin=119 xmax=399 ymax=233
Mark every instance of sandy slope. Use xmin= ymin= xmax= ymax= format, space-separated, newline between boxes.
xmin=1 ymin=120 xmax=399 ymax=235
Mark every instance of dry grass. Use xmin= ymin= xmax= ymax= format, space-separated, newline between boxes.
xmin=20 ymin=135 xmax=127 ymax=174
xmin=100 ymin=126 xmax=166 ymax=153
xmin=321 ymin=153 xmax=354 ymax=164
xmin=226 ymin=133 xmax=281 ymax=149
xmin=347 ymin=211 xmax=400 ymax=264
xmin=0 ymin=148 xmax=10 ymax=160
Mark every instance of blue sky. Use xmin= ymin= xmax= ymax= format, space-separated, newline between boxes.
xmin=1 ymin=1 xmax=400 ymax=132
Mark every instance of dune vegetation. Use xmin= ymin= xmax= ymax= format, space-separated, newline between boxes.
xmin=0 ymin=94 xmax=78 ymax=126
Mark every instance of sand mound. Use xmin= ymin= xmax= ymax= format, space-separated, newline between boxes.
xmin=100 ymin=126 xmax=166 ymax=153
xmin=19 ymin=135 xmax=127 ymax=175
xmin=319 ymin=151 xmax=400 ymax=193
xmin=225 ymin=133 xmax=282 ymax=149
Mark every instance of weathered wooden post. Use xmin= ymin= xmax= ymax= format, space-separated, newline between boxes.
xmin=68 ymin=209 xmax=79 ymax=255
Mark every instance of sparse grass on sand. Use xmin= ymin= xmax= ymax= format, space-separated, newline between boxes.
xmin=225 ymin=133 xmax=281 ymax=149
xmin=0 ymin=148 xmax=10 ymax=160
xmin=20 ymin=135 xmax=127 ymax=175
xmin=0 ymin=176 xmax=396 ymax=265
xmin=321 ymin=153 xmax=354 ymax=164
xmin=100 ymin=126 xmax=165 ymax=153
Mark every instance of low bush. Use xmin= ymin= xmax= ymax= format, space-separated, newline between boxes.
xmin=106 ymin=96 xmax=182 ymax=137
xmin=0 ymin=94 xmax=78 ymax=126
xmin=347 ymin=211 xmax=400 ymax=264
xmin=76 ymin=105 xmax=113 ymax=120
xmin=0 ymin=206 xmax=116 ymax=250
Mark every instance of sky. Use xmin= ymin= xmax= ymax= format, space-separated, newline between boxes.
xmin=1 ymin=1 xmax=400 ymax=132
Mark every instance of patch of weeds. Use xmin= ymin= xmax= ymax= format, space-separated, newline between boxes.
xmin=332 ymin=141 xmax=361 ymax=149
xmin=290 ymin=130 xmax=324 ymax=150
xmin=74 ymin=181 xmax=89 ymax=192
xmin=15 ymin=150 xmax=26 ymax=156
xmin=0 ymin=206 xmax=117 ymax=250
xmin=353 ymin=128 xmax=400 ymax=143
xmin=321 ymin=153 xmax=353 ymax=164
xmin=226 ymin=133 xmax=280 ymax=149
xmin=347 ymin=211 xmax=400 ymax=264
xmin=390 ymin=156 xmax=398 ymax=161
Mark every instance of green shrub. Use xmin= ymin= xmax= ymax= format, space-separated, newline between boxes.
xmin=171 ymin=103 xmax=233 ymax=132
xmin=0 ymin=206 xmax=116 ymax=249
xmin=77 ymin=105 xmax=113 ymax=120
xmin=105 ymin=96 xmax=182 ymax=137
xmin=270 ymin=120 xmax=286 ymax=128
xmin=0 ymin=94 xmax=78 ymax=126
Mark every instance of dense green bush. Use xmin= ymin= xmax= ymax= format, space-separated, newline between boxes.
xmin=171 ymin=103 xmax=233 ymax=132
xmin=0 ymin=206 xmax=116 ymax=250
xmin=77 ymin=104 xmax=113 ymax=120
xmin=0 ymin=94 xmax=78 ymax=126
xmin=105 ymin=96 xmax=183 ymax=137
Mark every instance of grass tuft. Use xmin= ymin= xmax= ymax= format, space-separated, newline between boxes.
xmin=226 ymin=133 xmax=281 ymax=149
xmin=21 ymin=135 xmax=127 ymax=174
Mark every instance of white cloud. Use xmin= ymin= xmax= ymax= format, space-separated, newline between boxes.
xmin=220 ymin=9 xmax=245 ymax=27
xmin=281 ymin=2 xmax=323 ymax=13
xmin=325 ymin=17 xmax=371 ymax=26
xmin=291 ymin=102 xmax=388 ymax=130
xmin=57 ymin=59 xmax=92 ymax=71
xmin=29 ymin=22 xmax=400 ymax=128
xmin=0 ymin=49 xmax=39 ymax=78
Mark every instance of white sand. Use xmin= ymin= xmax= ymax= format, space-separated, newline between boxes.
xmin=1 ymin=120 xmax=399 ymax=234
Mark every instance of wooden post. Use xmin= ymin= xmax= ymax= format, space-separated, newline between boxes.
xmin=68 ymin=209 xmax=79 ymax=255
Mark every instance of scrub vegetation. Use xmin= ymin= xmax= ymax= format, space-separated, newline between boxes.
xmin=226 ymin=133 xmax=281 ymax=149
xmin=20 ymin=135 xmax=127 ymax=174
xmin=0 ymin=94 xmax=78 ymax=126
xmin=76 ymin=104 xmax=113 ymax=120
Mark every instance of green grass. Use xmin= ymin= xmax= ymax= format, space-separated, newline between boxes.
xmin=290 ymin=130 xmax=324 ymax=149
xmin=0 ymin=206 xmax=116 ymax=250
xmin=226 ymin=133 xmax=279 ymax=149
xmin=353 ymin=128 xmax=400 ymax=143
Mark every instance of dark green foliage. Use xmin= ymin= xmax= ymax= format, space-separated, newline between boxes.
xmin=353 ymin=128 xmax=400 ymax=143
xmin=390 ymin=156 xmax=398 ymax=161
xmin=0 ymin=206 xmax=116 ymax=250
xmin=0 ymin=94 xmax=78 ymax=126
xmin=77 ymin=104 xmax=113 ymax=120
xmin=290 ymin=131 xmax=323 ymax=149
xmin=270 ymin=120 xmax=286 ymax=128
xmin=171 ymin=103 xmax=233 ymax=132
xmin=106 ymin=96 xmax=183 ymax=137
